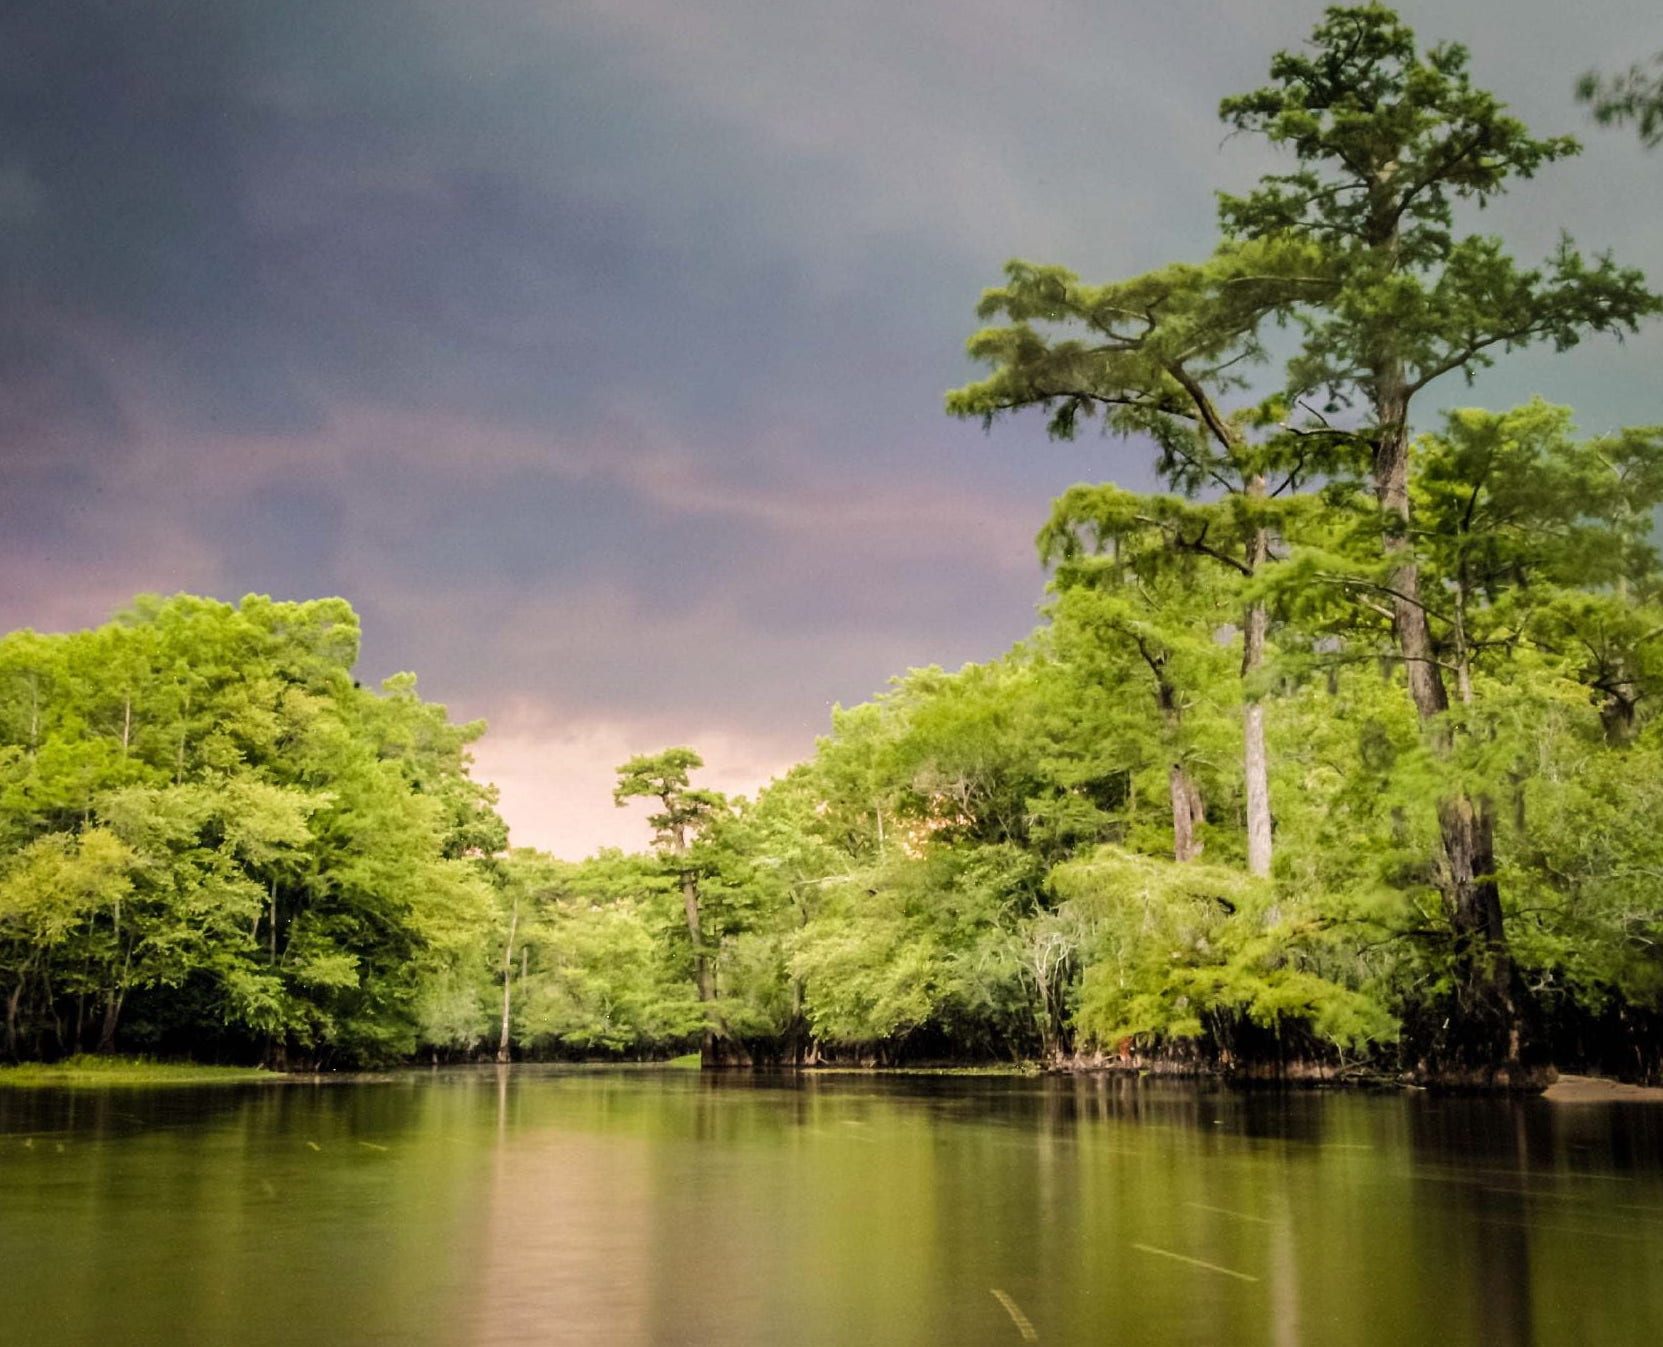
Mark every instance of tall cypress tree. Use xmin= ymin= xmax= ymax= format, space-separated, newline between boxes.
xmin=1220 ymin=4 xmax=1659 ymax=1067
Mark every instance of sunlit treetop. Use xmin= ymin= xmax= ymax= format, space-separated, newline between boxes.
xmin=613 ymin=747 xmax=727 ymax=848
xmin=1219 ymin=4 xmax=1578 ymax=248
xmin=1217 ymin=3 xmax=1659 ymax=412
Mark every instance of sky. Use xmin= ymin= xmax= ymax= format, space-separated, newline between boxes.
xmin=3 ymin=1 xmax=1660 ymax=856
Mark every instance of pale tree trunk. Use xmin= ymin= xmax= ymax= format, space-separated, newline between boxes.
xmin=1162 ymin=375 xmax=1277 ymax=878
xmin=5 ymin=980 xmax=22 ymax=1059
xmin=496 ymin=896 xmax=519 ymax=1064
xmin=1169 ymin=764 xmax=1204 ymax=863
xmin=97 ymin=945 xmax=131 ymax=1054
xmin=97 ymin=990 xmax=124 ymax=1054
xmin=1242 ymin=698 xmax=1271 ymax=875
xmin=1184 ymin=773 xmax=1206 ymax=846
xmin=1141 ymin=639 xmax=1205 ymax=863
xmin=1242 ymin=517 xmax=1274 ymax=878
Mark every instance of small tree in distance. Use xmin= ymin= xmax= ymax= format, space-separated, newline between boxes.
xmin=614 ymin=747 xmax=729 ymax=1064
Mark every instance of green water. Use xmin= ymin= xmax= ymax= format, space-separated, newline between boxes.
xmin=2 ymin=1070 xmax=1661 ymax=1346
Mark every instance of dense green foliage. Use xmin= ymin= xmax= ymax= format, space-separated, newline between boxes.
xmin=931 ymin=2 xmax=1661 ymax=1075
xmin=5 ymin=7 xmax=1662 ymax=1079
xmin=0 ymin=594 xmax=505 ymax=1066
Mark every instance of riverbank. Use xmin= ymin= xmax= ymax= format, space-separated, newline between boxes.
xmin=0 ymin=1056 xmax=273 ymax=1087
xmin=1543 ymin=1073 xmax=1663 ymax=1104
xmin=11 ymin=1055 xmax=1655 ymax=1099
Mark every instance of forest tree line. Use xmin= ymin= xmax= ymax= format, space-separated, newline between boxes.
xmin=4 ymin=6 xmax=1663 ymax=1080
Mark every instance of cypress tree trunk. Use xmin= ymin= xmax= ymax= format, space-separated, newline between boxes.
xmin=1242 ymin=696 xmax=1271 ymax=876
xmin=97 ymin=990 xmax=123 ymax=1054
xmin=1166 ymin=762 xmax=1206 ymax=863
xmin=4 ymin=981 xmax=22 ymax=1060
xmin=1241 ymin=516 xmax=1274 ymax=878
xmin=1374 ymin=396 xmax=1521 ymax=1068
xmin=1143 ymin=640 xmax=1205 ymax=863
xmin=681 ymin=869 xmax=718 ymax=1065
xmin=1599 ymin=658 xmax=1640 ymax=745
xmin=496 ymin=897 xmax=519 ymax=1064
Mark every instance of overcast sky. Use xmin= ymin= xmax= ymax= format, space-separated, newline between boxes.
xmin=3 ymin=1 xmax=1659 ymax=855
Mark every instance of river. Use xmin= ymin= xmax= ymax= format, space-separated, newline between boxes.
xmin=2 ymin=1068 xmax=1661 ymax=1345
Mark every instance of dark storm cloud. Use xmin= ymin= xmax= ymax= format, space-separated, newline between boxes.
xmin=384 ymin=469 xmax=762 ymax=601
xmin=0 ymin=1 xmax=321 ymax=434
xmin=219 ymin=484 xmax=345 ymax=606
xmin=3 ymin=0 xmax=1660 ymax=851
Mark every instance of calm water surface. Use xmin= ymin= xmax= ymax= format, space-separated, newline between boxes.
xmin=2 ymin=1068 xmax=1661 ymax=1346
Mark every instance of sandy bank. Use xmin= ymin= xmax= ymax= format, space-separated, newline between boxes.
xmin=1543 ymin=1073 xmax=1663 ymax=1104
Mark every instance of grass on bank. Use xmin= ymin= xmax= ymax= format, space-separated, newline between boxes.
xmin=0 ymin=1055 xmax=273 ymax=1087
